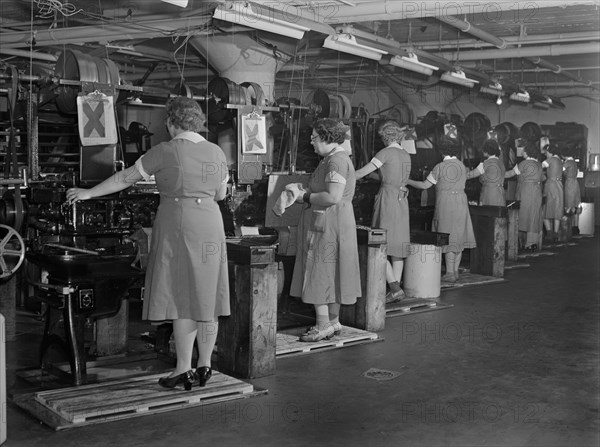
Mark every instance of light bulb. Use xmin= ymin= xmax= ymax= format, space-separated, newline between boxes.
xmin=496 ymin=96 xmax=503 ymax=105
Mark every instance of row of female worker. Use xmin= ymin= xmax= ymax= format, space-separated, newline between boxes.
xmin=289 ymin=117 xmax=581 ymax=343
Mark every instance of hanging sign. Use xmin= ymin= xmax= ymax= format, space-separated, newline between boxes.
xmin=77 ymin=91 xmax=118 ymax=146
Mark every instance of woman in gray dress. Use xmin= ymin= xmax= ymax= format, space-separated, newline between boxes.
xmin=407 ymin=137 xmax=477 ymax=283
xmin=466 ymin=139 xmax=506 ymax=206
xmin=541 ymin=142 xmax=564 ymax=243
xmin=289 ymin=118 xmax=361 ymax=342
xmin=355 ymin=120 xmax=411 ymax=302
xmin=505 ymin=141 xmax=544 ymax=251
xmin=67 ymin=97 xmax=230 ymax=390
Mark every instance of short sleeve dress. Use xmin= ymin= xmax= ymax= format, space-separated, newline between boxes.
xmin=426 ymin=157 xmax=477 ymax=253
xmin=543 ymin=155 xmax=564 ymax=219
xmin=135 ymin=132 xmax=230 ymax=322
xmin=475 ymin=156 xmax=506 ymax=206
xmin=290 ymin=147 xmax=361 ymax=305
xmin=370 ymin=142 xmax=412 ymax=258
xmin=563 ymin=158 xmax=582 ymax=212
xmin=513 ymin=158 xmax=543 ymax=236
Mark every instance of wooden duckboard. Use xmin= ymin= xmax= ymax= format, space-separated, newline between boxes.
xmin=13 ymin=371 xmax=264 ymax=430
xmin=386 ymin=297 xmax=453 ymax=317
xmin=517 ymin=250 xmax=557 ymax=259
xmin=276 ymin=326 xmax=380 ymax=357
xmin=440 ymin=272 xmax=505 ymax=290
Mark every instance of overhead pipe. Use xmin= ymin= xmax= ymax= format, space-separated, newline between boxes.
xmin=306 ymin=0 xmax=576 ymax=24
xmin=0 ymin=48 xmax=58 ymax=62
xmin=436 ymin=16 xmax=507 ymax=49
xmin=436 ymin=13 xmax=599 ymax=90
xmin=527 ymin=56 xmax=593 ymax=87
xmin=437 ymin=42 xmax=600 ymax=61
xmin=400 ymin=31 xmax=600 ymax=52
xmin=0 ymin=17 xmax=212 ymax=48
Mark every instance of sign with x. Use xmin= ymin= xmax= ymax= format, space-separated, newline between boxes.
xmin=77 ymin=92 xmax=118 ymax=146
xmin=241 ymin=114 xmax=267 ymax=154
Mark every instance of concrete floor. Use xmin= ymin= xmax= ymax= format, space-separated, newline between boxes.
xmin=4 ymin=235 xmax=600 ymax=447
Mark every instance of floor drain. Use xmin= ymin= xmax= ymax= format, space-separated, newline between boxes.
xmin=362 ymin=367 xmax=405 ymax=381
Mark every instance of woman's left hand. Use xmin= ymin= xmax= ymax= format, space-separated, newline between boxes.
xmin=65 ymin=188 xmax=92 ymax=205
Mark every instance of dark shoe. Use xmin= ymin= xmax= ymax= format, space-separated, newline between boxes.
xmin=158 ymin=370 xmax=195 ymax=391
xmin=572 ymin=226 xmax=580 ymax=236
xmin=195 ymin=366 xmax=212 ymax=387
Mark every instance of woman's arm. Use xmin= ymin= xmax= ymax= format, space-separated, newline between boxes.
xmin=504 ymin=168 xmax=517 ymax=179
xmin=66 ymin=165 xmax=142 ymax=204
xmin=466 ymin=169 xmax=482 ymax=180
xmin=215 ymin=182 xmax=227 ymax=201
xmin=407 ymin=179 xmax=433 ymax=190
xmin=307 ymin=182 xmax=345 ymax=207
xmin=355 ymin=162 xmax=377 ymax=181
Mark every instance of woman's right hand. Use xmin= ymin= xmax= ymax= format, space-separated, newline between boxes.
xmin=66 ymin=188 xmax=92 ymax=205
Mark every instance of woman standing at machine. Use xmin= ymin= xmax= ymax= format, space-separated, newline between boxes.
xmin=542 ymin=142 xmax=564 ymax=243
xmin=562 ymin=146 xmax=582 ymax=235
xmin=505 ymin=141 xmax=544 ymax=251
xmin=466 ymin=139 xmax=506 ymax=206
xmin=289 ymin=118 xmax=361 ymax=342
xmin=66 ymin=97 xmax=230 ymax=390
xmin=407 ymin=136 xmax=477 ymax=283
xmin=355 ymin=120 xmax=411 ymax=302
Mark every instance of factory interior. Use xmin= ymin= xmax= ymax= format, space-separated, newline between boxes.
xmin=0 ymin=1 xmax=599 ymax=446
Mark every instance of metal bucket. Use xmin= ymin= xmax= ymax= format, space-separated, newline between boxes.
xmin=589 ymin=154 xmax=600 ymax=171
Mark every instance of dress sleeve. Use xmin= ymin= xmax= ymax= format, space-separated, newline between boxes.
xmin=135 ymin=143 xmax=166 ymax=180
xmin=426 ymin=163 xmax=440 ymax=185
xmin=325 ymin=153 xmax=349 ymax=185
xmin=371 ymin=148 xmax=389 ymax=169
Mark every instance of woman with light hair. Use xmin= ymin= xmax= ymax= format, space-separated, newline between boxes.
xmin=355 ymin=120 xmax=411 ymax=302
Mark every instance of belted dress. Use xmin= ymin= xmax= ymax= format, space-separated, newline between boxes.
xmin=426 ymin=157 xmax=477 ymax=253
xmin=563 ymin=157 xmax=582 ymax=212
xmin=474 ymin=156 xmax=506 ymax=206
xmin=370 ymin=142 xmax=412 ymax=258
xmin=135 ymin=131 xmax=231 ymax=322
xmin=543 ymin=155 xmax=564 ymax=219
xmin=512 ymin=157 xmax=543 ymax=243
xmin=290 ymin=147 xmax=361 ymax=305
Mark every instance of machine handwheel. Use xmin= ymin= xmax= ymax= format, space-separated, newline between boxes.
xmin=0 ymin=224 xmax=26 ymax=279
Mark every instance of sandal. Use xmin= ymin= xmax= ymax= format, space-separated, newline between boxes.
xmin=299 ymin=325 xmax=335 ymax=342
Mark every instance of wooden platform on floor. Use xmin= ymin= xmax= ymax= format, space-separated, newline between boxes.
xmin=276 ymin=326 xmax=380 ymax=357
xmin=13 ymin=370 xmax=265 ymax=431
xmin=440 ymin=271 xmax=505 ymax=290
xmin=386 ymin=297 xmax=453 ymax=317
xmin=517 ymin=250 xmax=557 ymax=259
xmin=504 ymin=260 xmax=531 ymax=270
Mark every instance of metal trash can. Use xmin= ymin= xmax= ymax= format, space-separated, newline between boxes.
xmin=403 ymin=244 xmax=442 ymax=299
xmin=579 ymin=202 xmax=595 ymax=235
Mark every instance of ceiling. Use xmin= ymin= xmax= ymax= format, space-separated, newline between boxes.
xmin=1 ymin=0 xmax=599 ymax=103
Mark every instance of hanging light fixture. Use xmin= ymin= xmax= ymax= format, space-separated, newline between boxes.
xmin=480 ymin=81 xmax=503 ymax=96
xmin=388 ymin=52 xmax=438 ymax=76
xmin=323 ymin=34 xmax=388 ymax=60
xmin=509 ymin=90 xmax=531 ymax=103
xmin=213 ymin=3 xmax=309 ymax=39
xmin=161 ymin=0 xmax=188 ymax=7
xmin=440 ymin=69 xmax=479 ymax=88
